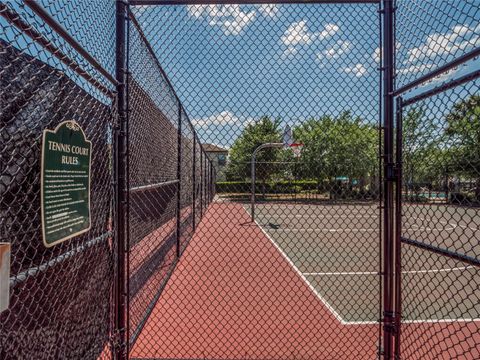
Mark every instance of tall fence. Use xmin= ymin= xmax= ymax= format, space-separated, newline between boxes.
xmin=1 ymin=1 xmax=479 ymax=360
xmin=393 ymin=1 xmax=480 ymax=359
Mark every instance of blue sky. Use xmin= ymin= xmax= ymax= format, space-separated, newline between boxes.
xmin=2 ymin=1 xmax=478 ymax=150
xmin=133 ymin=2 xmax=480 ymax=148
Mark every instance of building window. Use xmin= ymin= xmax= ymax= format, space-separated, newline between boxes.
xmin=218 ymin=154 xmax=226 ymax=166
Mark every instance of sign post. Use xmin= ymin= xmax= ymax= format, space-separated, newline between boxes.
xmin=0 ymin=243 xmax=10 ymax=313
xmin=41 ymin=121 xmax=92 ymax=247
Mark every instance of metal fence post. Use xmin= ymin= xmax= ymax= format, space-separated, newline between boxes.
xmin=114 ymin=0 xmax=128 ymax=358
xmin=200 ymin=149 xmax=203 ymax=216
xmin=192 ymin=135 xmax=196 ymax=230
xmin=176 ymin=103 xmax=182 ymax=258
xmin=382 ymin=0 xmax=396 ymax=358
xmin=394 ymin=97 xmax=403 ymax=359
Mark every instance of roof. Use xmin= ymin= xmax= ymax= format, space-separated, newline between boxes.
xmin=202 ymin=143 xmax=228 ymax=153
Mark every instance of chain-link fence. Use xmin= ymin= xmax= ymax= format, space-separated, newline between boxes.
xmin=0 ymin=1 xmax=116 ymax=358
xmin=1 ymin=1 xmax=479 ymax=359
xmin=394 ymin=2 xmax=480 ymax=359
xmin=126 ymin=9 xmax=214 ymax=352
xmin=128 ymin=2 xmax=383 ymax=359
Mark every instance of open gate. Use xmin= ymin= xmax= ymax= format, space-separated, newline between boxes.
xmin=1 ymin=0 xmax=479 ymax=359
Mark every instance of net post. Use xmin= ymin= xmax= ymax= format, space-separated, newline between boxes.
xmin=114 ymin=0 xmax=128 ymax=358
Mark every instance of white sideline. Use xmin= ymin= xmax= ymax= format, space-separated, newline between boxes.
xmin=248 ymin=207 xmax=480 ymax=325
xmin=303 ymin=265 xmax=474 ymax=276
xmin=248 ymin=211 xmax=352 ymax=325
xmin=274 ymin=226 xmax=456 ymax=232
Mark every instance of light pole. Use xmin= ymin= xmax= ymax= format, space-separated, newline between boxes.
xmin=250 ymin=143 xmax=283 ymax=221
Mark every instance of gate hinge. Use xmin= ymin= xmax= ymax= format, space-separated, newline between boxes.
xmin=386 ymin=163 xmax=401 ymax=182
xmin=382 ymin=311 xmax=399 ymax=335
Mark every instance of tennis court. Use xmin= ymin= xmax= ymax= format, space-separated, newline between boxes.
xmin=250 ymin=202 xmax=480 ymax=324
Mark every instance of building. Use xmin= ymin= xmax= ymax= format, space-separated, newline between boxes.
xmin=202 ymin=143 xmax=229 ymax=181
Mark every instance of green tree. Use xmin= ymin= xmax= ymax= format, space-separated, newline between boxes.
xmin=294 ymin=112 xmax=378 ymax=188
xmin=226 ymin=116 xmax=284 ymax=182
xmin=444 ymin=94 xmax=480 ymax=199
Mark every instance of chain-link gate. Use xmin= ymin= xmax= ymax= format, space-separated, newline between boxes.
xmin=125 ymin=1 xmax=384 ymax=359
xmin=393 ymin=1 xmax=480 ymax=358
xmin=1 ymin=0 xmax=480 ymax=359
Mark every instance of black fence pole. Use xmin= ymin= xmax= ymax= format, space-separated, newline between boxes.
xmin=382 ymin=0 xmax=396 ymax=359
xmin=394 ymin=97 xmax=403 ymax=359
xmin=176 ymin=104 xmax=182 ymax=258
xmin=192 ymin=135 xmax=196 ymax=231
xmin=200 ymin=150 xmax=203 ymax=216
xmin=114 ymin=0 xmax=128 ymax=358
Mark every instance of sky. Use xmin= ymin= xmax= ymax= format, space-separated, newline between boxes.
xmin=132 ymin=2 xmax=480 ymax=148
xmin=2 ymin=1 xmax=478 ymax=150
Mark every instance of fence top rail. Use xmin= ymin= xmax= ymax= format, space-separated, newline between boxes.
xmin=393 ymin=46 xmax=480 ymax=97
xmin=24 ymin=0 xmax=119 ymax=87
xmin=402 ymin=68 xmax=480 ymax=107
xmin=0 ymin=3 xmax=115 ymax=98
xmin=130 ymin=0 xmax=380 ymax=5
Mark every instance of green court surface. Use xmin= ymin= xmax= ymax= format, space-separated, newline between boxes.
xmin=249 ymin=202 xmax=480 ymax=324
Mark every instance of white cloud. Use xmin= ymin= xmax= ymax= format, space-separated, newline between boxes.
xmin=193 ymin=111 xmax=253 ymax=128
xmin=344 ymin=63 xmax=367 ymax=77
xmin=318 ymin=23 xmax=340 ymax=40
xmin=258 ymin=4 xmax=280 ymax=18
xmin=187 ymin=5 xmax=255 ymax=35
xmin=281 ymin=21 xmax=340 ymax=59
xmin=406 ymin=23 xmax=480 ymax=63
xmin=317 ymin=40 xmax=352 ymax=60
xmin=281 ymin=20 xmax=315 ymax=46
xmin=281 ymin=21 xmax=339 ymax=47
xmin=373 ymin=47 xmax=381 ymax=63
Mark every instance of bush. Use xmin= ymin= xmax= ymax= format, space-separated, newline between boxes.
xmin=215 ymin=180 xmax=319 ymax=194
xmin=404 ymin=194 xmax=429 ymax=203
xmin=449 ymin=192 xmax=475 ymax=205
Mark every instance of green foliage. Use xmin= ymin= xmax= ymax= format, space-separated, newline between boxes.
xmin=402 ymin=94 xmax=480 ymax=203
xmin=216 ymin=180 xmax=319 ymax=194
xmin=226 ymin=116 xmax=286 ymax=181
xmin=445 ymin=94 xmax=480 ymax=179
xmin=402 ymin=106 xmax=446 ymax=186
xmin=294 ymin=111 xmax=378 ymax=182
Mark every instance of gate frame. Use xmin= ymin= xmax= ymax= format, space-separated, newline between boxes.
xmin=117 ymin=1 xmax=393 ymax=359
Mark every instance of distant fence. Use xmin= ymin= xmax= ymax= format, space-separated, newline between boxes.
xmin=0 ymin=1 xmax=213 ymax=359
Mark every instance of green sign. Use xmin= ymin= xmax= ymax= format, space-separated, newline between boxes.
xmin=41 ymin=121 xmax=92 ymax=247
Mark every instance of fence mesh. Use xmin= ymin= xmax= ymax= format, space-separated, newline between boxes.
xmin=395 ymin=1 xmax=480 ymax=359
xmin=129 ymin=3 xmax=382 ymax=359
xmin=398 ymin=78 xmax=480 ymax=360
xmin=0 ymin=1 xmax=115 ymax=359
xmin=126 ymin=11 xmax=214 ymax=350
xmin=1 ymin=1 xmax=480 ymax=359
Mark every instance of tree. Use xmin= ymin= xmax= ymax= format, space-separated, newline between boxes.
xmin=444 ymin=94 xmax=480 ymax=199
xmin=226 ymin=116 xmax=284 ymax=182
xmin=402 ymin=106 xmax=442 ymax=188
xmin=293 ymin=112 xmax=378 ymax=189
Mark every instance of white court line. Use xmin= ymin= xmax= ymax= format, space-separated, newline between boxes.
xmin=247 ymin=210 xmax=351 ymax=325
xmin=248 ymin=207 xmax=480 ymax=325
xmin=303 ymin=266 xmax=474 ymax=276
xmin=258 ymin=214 xmax=378 ymax=218
xmin=273 ymin=226 xmax=456 ymax=232
xmin=277 ymin=228 xmax=377 ymax=232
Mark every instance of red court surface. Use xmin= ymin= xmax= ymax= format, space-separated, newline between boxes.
xmin=130 ymin=203 xmax=379 ymax=359
xmin=130 ymin=202 xmax=480 ymax=359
